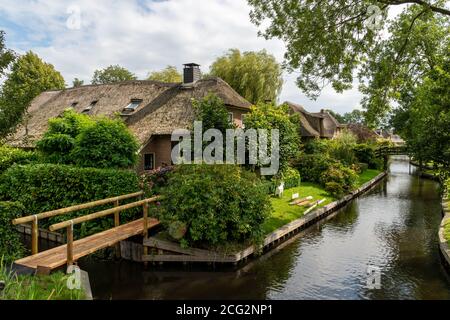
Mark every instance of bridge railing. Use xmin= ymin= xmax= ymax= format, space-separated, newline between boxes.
xmin=12 ymin=191 xmax=144 ymax=255
xmin=49 ymin=196 xmax=161 ymax=266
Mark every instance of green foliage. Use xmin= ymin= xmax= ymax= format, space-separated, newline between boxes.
xmin=147 ymin=65 xmax=182 ymax=83
xmin=394 ymin=54 xmax=450 ymax=167
xmin=0 ymin=145 xmax=38 ymax=173
xmin=295 ymin=153 xmax=338 ymax=184
xmin=0 ymin=30 xmax=15 ymax=78
xmin=0 ymin=259 xmax=84 ymax=300
xmin=193 ymin=93 xmax=234 ymax=133
xmin=0 ymin=164 xmax=140 ymax=236
xmin=0 ymin=51 xmax=65 ymax=138
xmin=91 ymin=65 xmax=137 ymax=84
xmin=158 ymin=164 xmax=272 ymax=247
xmin=37 ymin=110 xmax=138 ymax=169
xmin=71 ymin=118 xmax=139 ymax=169
xmin=327 ymin=131 xmax=358 ymax=166
xmin=0 ymin=202 xmax=25 ymax=262
xmin=248 ymin=1 xmax=449 ymax=125
xmin=353 ymin=143 xmax=382 ymax=170
xmin=210 ymin=48 xmax=283 ymax=104
xmin=320 ymin=163 xmax=358 ymax=197
xmin=72 ymin=78 xmax=84 ymax=87
xmin=244 ymin=103 xmax=301 ymax=173
xmin=36 ymin=109 xmax=95 ymax=164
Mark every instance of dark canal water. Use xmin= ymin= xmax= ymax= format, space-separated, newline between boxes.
xmin=81 ymin=156 xmax=450 ymax=300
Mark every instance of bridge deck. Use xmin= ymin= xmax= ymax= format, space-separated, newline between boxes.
xmin=14 ymin=218 xmax=160 ymax=271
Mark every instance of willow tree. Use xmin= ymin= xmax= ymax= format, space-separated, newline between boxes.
xmin=247 ymin=0 xmax=450 ymax=126
xmin=210 ymin=49 xmax=283 ymax=104
xmin=147 ymin=65 xmax=182 ymax=83
xmin=0 ymin=51 xmax=65 ymax=138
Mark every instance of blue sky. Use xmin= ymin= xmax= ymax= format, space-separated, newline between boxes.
xmin=0 ymin=0 xmax=401 ymax=115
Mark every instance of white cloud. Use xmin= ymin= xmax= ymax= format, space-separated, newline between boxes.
xmin=0 ymin=0 xmax=368 ymax=114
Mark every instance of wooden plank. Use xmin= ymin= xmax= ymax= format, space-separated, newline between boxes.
xmin=15 ymin=218 xmax=160 ymax=271
xmin=49 ymin=196 xmax=160 ymax=231
xmin=143 ymin=237 xmax=224 ymax=257
xmin=13 ymin=191 xmax=144 ymax=225
xmin=142 ymin=254 xmax=238 ymax=263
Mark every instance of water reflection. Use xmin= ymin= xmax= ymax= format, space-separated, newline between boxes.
xmin=81 ymin=156 xmax=450 ymax=300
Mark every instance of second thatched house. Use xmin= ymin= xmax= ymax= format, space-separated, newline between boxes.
xmin=285 ymin=102 xmax=345 ymax=139
xmin=8 ymin=63 xmax=252 ymax=173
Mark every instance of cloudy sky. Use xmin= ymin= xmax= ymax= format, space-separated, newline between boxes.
xmin=0 ymin=0 xmax=403 ymax=114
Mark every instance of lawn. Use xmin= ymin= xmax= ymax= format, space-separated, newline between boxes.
xmin=356 ymin=169 xmax=382 ymax=187
xmin=263 ymin=182 xmax=335 ymax=234
xmin=264 ymin=169 xmax=382 ymax=234
xmin=445 ymin=221 xmax=450 ymax=246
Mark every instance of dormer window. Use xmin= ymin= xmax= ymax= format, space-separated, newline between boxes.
xmin=71 ymin=102 xmax=78 ymax=108
xmin=123 ymin=99 xmax=143 ymax=112
xmin=82 ymin=101 xmax=98 ymax=113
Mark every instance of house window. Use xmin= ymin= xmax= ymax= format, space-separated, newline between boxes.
xmin=144 ymin=153 xmax=155 ymax=171
xmin=228 ymin=112 xmax=234 ymax=124
xmin=124 ymin=99 xmax=143 ymax=112
xmin=71 ymin=102 xmax=78 ymax=108
xmin=82 ymin=101 xmax=98 ymax=113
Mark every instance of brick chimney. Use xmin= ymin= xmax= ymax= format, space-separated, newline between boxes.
xmin=183 ymin=63 xmax=201 ymax=84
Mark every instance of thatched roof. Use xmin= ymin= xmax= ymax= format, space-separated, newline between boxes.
xmin=8 ymin=77 xmax=252 ymax=148
xmin=284 ymin=101 xmax=323 ymax=137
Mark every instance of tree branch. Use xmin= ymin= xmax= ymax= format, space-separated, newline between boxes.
xmin=378 ymin=0 xmax=450 ymax=16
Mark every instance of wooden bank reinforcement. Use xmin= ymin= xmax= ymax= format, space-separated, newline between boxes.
xmin=138 ymin=172 xmax=388 ymax=265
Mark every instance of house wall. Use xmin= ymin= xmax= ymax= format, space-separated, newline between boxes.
xmin=227 ymin=106 xmax=248 ymax=128
xmin=138 ymin=108 xmax=249 ymax=174
xmin=138 ymin=135 xmax=173 ymax=174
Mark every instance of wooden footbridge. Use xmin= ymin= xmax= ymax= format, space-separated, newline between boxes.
xmin=12 ymin=192 xmax=161 ymax=274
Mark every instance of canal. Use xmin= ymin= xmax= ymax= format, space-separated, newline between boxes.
xmin=81 ymin=156 xmax=450 ymax=300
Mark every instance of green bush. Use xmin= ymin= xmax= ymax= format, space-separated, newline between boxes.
xmin=327 ymin=131 xmax=358 ymax=166
xmin=353 ymin=143 xmax=382 ymax=170
xmin=36 ymin=109 xmax=139 ymax=169
xmin=320 ymin=163 xmax=358 ymax=197
xmin=71 ymin=118 xmax=139 ymax=169
xmin=0 ymin=201 xmax=25 ymax=262
xmin=0 ymin=145 xmax=38 ymax=174
xmin=295 ymin=153 xmax=338 ymax=184
xmin=0 ymin=164 xmax=141 ymax=236
xmin=158 ymin=164 xmax=272 ymax=247
xmin=36 ymin=109 xmax=95 ymax=164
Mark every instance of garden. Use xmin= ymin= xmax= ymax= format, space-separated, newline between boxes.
xmin=0 ymin=96 xmax=385 ymax=299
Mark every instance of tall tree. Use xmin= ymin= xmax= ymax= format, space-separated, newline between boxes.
xmin=147 ymin=65 xmax=182 ymax=83
xmin=210 ymin=49 xmax=283 ymax=104
xmin=91 ymin=65 xmax=137 ymax=84
xmin=248 ymin=0 xmax=450 ymax=125
xmin=0 ymin=51 xmax=65 ymax=138
xmin=72 ymin=78 xmax=84 ymax=87
xmin=342 ymin=110 xmax=367 ymax=125
xmin=0 ymin=31 xmax=15 ymax=77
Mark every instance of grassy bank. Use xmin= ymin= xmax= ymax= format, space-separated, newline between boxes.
xmin=0 ymin=258 xmax=84 ymax=300
xmin=264 ymin=170 xmax=382 ymax=234
xmin=445 ymin=221 xmax=450 ymax=246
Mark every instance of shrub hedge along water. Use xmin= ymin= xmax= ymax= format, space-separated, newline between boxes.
xmin=0 ymin=201 xmax=26 ymax=262
xmin=158 ymin=164 xmax=272 ymax=247
xmin=0 ymin=164 xmax=141 ymax=237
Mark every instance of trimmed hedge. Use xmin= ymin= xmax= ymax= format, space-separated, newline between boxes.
xmin=0 ymin=145 xmax=38 ymax=174
xmin=158 ymin=164 xmax=272 ymax=247
xmin=0 ymin=201 xmax=25 ymax=262
xmin=0 ymin=164 xmax=141 ymax=236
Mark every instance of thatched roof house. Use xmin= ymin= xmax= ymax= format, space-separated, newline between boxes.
xmin=285 ymin=102 xmax=344 ymax=139
xmin=8 ymin=64 xmax=252 ymax=172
